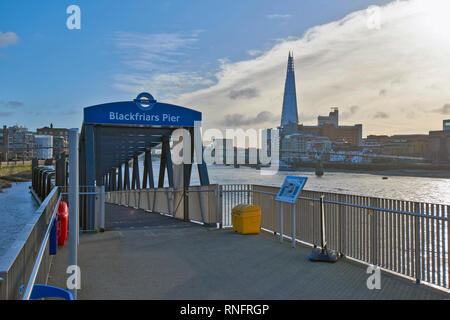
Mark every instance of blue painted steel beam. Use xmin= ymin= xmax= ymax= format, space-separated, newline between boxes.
xmin=142 ymin=149 xmax=155 ymax=189
xmin=132 ymin=155 xmax=140 ymax=190
xmin=118 ymin=165 xmax=123 ymax=190
xmin=163 ymin=139 xmax=174 ymax=188
xmin=124 ymin=161 xmax=130 ymax=190
xmin=158 ymin=144 xmax=167 ymax=188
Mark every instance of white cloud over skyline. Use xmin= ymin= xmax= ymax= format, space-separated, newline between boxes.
xmin=173 ymin=0 xmax=450 ymax=136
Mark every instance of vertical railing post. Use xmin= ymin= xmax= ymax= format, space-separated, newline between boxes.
xmin=291 ymin=203 xmax=296 ymax=248
xmin=216 ymin=185 xmax=221 ymax=229
xmin=447 ymin=205 xmax=449 ymax=288
xmin=68 ymin=128 xmax=79 ymax=300
xmin=279 ymin=202 xmax=283 ymax=244
xmin=370 ymin=198 xmax=377 ymax=266
xmin=339 ymin=194 xmax=345 ymax=256
xmin=100 ymin=185 xmax=105 ymax=232
xmin=320 ymin=196 xmax=326 ymax=250
xmin=414 ymin=202 xmax=421 ymax=284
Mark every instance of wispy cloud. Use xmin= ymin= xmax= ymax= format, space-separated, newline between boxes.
xmin=341 ymin=105 xmax=360 ymax=119
xmin=267 ymin=14 xmax=291 ymax=20
xmin=113 ymin=31 xmax=212 ymax=100
xmin=113 ymin=72 xmax=214 ymax=101
xmin=247 ymin=49 xmax=262 ymax=57
xmin=114 ymin=31 xmax=200 ymax=71
xmin=374 ymin=111 xmax=389 ymax=119
xmin=0 ymin=31 xmax=19 ymax=48
xmin=176 ymin=0 xmax=450 ymax=134
xmin=432 ymin=103 xmax=450 ymax=115
xmin=1 ymin=100 xmax=23 ymax=107
xmin=228 ymin=88 xmax=259 ymax=100
xmin=221 ymin=111 xmax=278 ymax=127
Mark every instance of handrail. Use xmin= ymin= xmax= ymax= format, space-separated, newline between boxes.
xmin=221 ymin=183 xmax=449 ymax=289
xmin=222 ymin=188 xmax=448 ymax=221
xmin=22 ymin=190 xmax=61 ymax=300
xmin=323 ymin=199 xmax=448 ymax=221
xmin=110 ymin=186 xmax=447 ymax=221
xmin=106 ymin=184 xmax=449 ymax=290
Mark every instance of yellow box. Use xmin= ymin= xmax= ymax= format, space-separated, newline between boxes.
xmin=231 ymin=204 xmax=261 ymax=235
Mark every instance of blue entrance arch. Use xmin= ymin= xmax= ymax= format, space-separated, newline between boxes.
xmin=79 ymin=93 xmax=209 ymax=231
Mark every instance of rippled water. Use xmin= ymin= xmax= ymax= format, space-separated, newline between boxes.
xmin=206 ymin=166 xmax=450 ymax=204
xmin=0 ymin=182 xmax=38 ymax=257
xmin=142 ymin=163 xmax=450 ymax=204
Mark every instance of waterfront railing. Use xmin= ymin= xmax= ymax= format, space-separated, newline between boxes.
xmin=222 ymin=184 xmax=449 ymax=290
xmin=0 ymin=187 xmax=60 ymax=299
xmin=107 ymin=184 xmax=449 ymax=291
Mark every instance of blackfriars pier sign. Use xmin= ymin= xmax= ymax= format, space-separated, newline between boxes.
xmin=83 ymin=92 xmax=201 ymax=127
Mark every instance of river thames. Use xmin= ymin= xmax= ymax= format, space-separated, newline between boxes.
xmin=1 ymin=165 xmax=449 ymax=258
xmin=189 ymin=165 xmax=450 ymax=204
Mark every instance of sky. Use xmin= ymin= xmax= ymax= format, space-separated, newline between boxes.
xmin=0 ymin=0 xmax=449 ymax=137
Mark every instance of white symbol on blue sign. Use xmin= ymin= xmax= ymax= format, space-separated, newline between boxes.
xmin=134 ymin=92 xmax=157 ymax=112
xmin=276 ymin=176 xmax=308 ymax=204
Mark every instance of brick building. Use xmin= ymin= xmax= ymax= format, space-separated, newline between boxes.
xmin=297 ymin=109 xmax=362 ymax=146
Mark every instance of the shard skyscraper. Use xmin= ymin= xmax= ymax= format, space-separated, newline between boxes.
xmin=280 ymin=52 xmax=299 ymax=134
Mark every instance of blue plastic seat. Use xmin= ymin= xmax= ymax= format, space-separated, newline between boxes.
xmin=30 ymin=284 xmax=74 ymax=300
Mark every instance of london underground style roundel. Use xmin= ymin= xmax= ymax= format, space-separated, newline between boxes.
xmin=134 ymin=92 xmax=157 ymax=111
xmin=83 ymin=92 xmax=202 ymax=127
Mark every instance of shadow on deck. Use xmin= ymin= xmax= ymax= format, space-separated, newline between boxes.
xmin=48 ymin=204 xmax=450 ymax=300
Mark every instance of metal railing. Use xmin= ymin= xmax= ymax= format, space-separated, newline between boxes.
xmin=221 ymin=184 xmax=449 ymax=290
xmin=106 ymin=185 xmax=221 ymax=225
xmin=221 ymin=184 xmax=253 ymax=227
xmin=32 ymin=167 xmax=54 ymax=199
xmin=0 ymin=187 xmax=61 ymax=299
xmin=22 ymin=191 xmax=62 ymax=300
xmin=104 ymin=183 xmax=449 ymax=291
xmin=59 ymin=185 xmax=98 ymax=232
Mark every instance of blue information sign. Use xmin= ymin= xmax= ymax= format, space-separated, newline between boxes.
xmin=276 ymin=176 xmax=308 ymax=204
xmin=83 ymin=93 xmax=202 ymax=127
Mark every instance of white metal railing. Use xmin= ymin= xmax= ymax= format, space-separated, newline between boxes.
xmin=104 ymin=183 xmax=449 ymax=291
xmin=105 ymin=185 xmax=221 ymax=225
xmin=221 ymin=184 xmax=449 ymax=291
xmin=22 ymin=192 xmax=62 ymax=300
xmin=0 ymin=187 xmax=60 ymax=300
xmin=221 ymin=184 xmax=253 ymax=227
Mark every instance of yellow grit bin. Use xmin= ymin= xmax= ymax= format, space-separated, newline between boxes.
xmin=231 ymin=204 xmax=262 ymax=235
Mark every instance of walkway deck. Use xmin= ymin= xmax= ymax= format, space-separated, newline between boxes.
xmin=48 ymin=204 xmax=450 ymax=300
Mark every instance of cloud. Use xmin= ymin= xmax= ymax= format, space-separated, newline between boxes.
xmin=341 ymin=105 xmax=360 ymax=119
xmin=228 ymin=88 xmax=259 ymax=100
xmin=0 ymin=31 xmax=19 ymax=48
xmin=113 ymin=31 xmax=210 ymax=99
xmin=113 ymin=72 xmax=214 ymax=101
xmin=114 ymin=31 xmax=200 ymax=70
xmin=221 ymin=111 xmax=278 ymax=127
xmin=1 ymin=100 xmax=23 ymax=107
xmin=247 ymin=50 xmax=262 ymax=56
xmin=374 ymin=111 xmax=389 ymax=119
xmin=175 ymin=0 xmax=450 ymax=134
xmin=432 ymin=103 xmax=450 ymax=115
xmin=267 ymin=14 xmax=291 ymax=20
xmin=0 ymin=112 xmax=14 ymax=117
xmin=379 ymin=89 xmax=387 ymax=96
